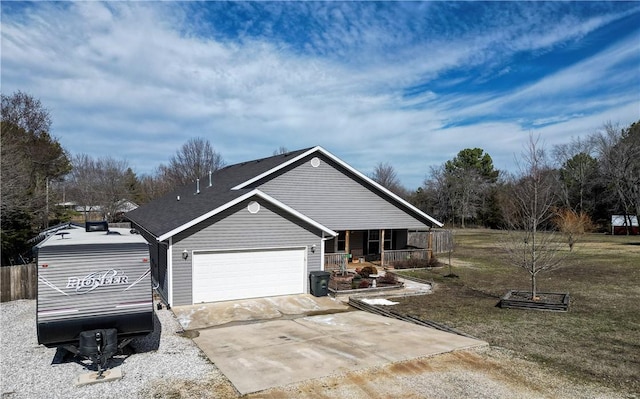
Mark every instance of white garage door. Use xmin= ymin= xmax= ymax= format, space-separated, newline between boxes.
xmin=192 ymin=248 xmax=306 ymax=303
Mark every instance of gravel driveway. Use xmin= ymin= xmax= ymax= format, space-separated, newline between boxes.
xmin=1 ymin=299 xmax=628 ymax=399
xmin=0 ymin=300 xmax=236 ymax=399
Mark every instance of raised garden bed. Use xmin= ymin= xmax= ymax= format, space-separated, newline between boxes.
xmin=499 ymin=290 xmax=570 ymax=312
xmin=329 ymin=271 xmax=403 ymax=294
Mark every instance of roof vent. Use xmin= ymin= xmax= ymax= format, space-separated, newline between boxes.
xmin=208 ymin=170 xmax=212 ymax=187
xmin=195 ymin=178 xmax=200 ymax=194
xmin=177 ymin=195 xmax=180 ymax=201
xmin=86 ymin=221 xmax=109 ymax=232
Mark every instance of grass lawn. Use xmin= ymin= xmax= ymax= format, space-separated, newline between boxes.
xmin=392 ymin=229 xmax=640 ymax=395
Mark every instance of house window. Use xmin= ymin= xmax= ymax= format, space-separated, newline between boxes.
xmin=384 ymin=229 xmax=393 ymax=250
xmin=337 ymin=231 xmax=346 ymax=251
xmin=368 ymin=230 xmax=379 ymax=255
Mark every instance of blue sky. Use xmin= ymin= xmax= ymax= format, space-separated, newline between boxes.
xmin=2 ymin=1 xmax=639 ymax=189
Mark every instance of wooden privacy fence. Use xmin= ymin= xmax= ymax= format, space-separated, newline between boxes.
xmin=1 ymin=264 xmax=37 ymax=302
xmin=383 ymin=249 xmax=429 ymax=264
xmin=431 ymin=230 xmax=454 ymax=254
xmin=407 ymin=229 xmax=454 ymax=254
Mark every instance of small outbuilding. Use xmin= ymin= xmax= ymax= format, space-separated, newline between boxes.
xmin=126 ymin=146 xmax=443 ymax=307
xmin=611 ymin=215 xmax=639 ymax=235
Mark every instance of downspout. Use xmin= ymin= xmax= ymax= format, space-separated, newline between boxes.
xmin=320 ymin=232 xmax=327 ymax=271
xmin=168 ymin=237 xmax=173 ymax=308
xmin=380 ymin=229 xmax=385 ymax=268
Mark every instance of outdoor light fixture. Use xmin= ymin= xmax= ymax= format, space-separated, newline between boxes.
xmin=310 ymin=244 xmax=316 ymax=253
xmin=182 ymin=250 xmax=189 ymax=260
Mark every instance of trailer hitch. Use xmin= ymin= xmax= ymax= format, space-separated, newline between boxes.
xmin=78 ymin=329 xmax=118 ymax=378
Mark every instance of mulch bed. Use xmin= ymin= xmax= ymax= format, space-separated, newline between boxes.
xmin=329 ymin=272 xmax=403 ymax=292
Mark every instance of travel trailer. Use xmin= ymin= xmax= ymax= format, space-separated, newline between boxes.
xmin=35 ymin=222 xmax=153 ymax=372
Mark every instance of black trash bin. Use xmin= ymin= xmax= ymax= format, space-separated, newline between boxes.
xmin=309 ymin=271 xmax=331 ymax=297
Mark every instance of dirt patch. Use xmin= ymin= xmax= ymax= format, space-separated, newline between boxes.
xmin=139 ymin=374 xmax=238 ymax=399
xmin=178 ymin=330 xmax=200 ymax=338
xmin=247 ymin=347 xmax=626 ymax=399
xmin=447 ymin=257 xmax=477 ymax=268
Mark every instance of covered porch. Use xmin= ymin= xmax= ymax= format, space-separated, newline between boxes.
xmin=324 ymin=229 xmax=433 ymax=272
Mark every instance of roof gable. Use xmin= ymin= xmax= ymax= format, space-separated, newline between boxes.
xmin=156 ymin=190 xmax=336 ymax=241
xmin=126 ymin=146 xmax=443 ymax=240
xmin=234 ymin=146 xmax=443 ymax=228
xmin=126 ymin=148 xmax=312 ymax=237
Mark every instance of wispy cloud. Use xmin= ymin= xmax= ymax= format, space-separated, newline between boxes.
xmin=1 ymin=2 xmax=638 ymax=188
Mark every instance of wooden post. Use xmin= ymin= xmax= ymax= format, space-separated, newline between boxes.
xmin=380 ymin=229 xmax=385 ymax=268
xmin=427 ymin=230 xmax=433 ymax=261
xmin=345 ymin=230 xmax=350 ymax=263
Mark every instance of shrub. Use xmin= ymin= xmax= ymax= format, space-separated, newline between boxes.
xmin=358 ymin=279 xmax=370 ymax=289
xmin=358 ymin=265 xmax=378 ymax=277
xmin=377 ymin=272 xmax=398 ymax=285
xmin=427 ymin=255 xmax=440 ymax=267
xmin=392 ymin=257 xmax=440 ymax=269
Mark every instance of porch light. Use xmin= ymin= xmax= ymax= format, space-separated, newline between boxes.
xmin=182 ymin=250 xmax=189 ymax=260
xmin=310 ymin=245 xmax=316 ymax=253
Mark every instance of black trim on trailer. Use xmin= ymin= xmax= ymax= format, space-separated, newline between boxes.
xmin=37 ymin=311 xmax=153 ymax=348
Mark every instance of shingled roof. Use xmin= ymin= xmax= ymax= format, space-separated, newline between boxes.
xmin=125 ymin=147 xmax=313 ymax=238
xmin=127 ymin=146 xmax=443 ymax=240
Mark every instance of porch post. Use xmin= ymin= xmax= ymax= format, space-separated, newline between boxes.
xmin=345 ymin=230 xmax=350 ymax=263
xmin=380 ymin=229 xmax=385 ymax=268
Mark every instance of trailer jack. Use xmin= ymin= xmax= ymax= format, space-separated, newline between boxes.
xmin=61 ymin=329 xmax=131 ymax=378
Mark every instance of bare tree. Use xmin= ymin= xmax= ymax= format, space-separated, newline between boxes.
xmin=66 ymin=154 xmax=101 ymax=221
xmin=501 ymin=134 xmax=565 ymax=299
xmin=273 ymin=146 xmax=289 ymax=155
xmin=370 ymin=161 xmax=407 ymax=197
xmin=592 ymin=121 xmax=640 ymax=233
xmin=1 ymin=92 xmax=70 ymax=264
xmin=66 ymin=154 xmax=131 ymax=222
xmin=159 ymin=137 xmax=225 ymax=188
xmin=137 ymin=170 xmax=174 ymax=204
xmin=417 ymin=164 xmax=452 ymax=224
xmin=1 ymin=124 xmax=33 ymax=214
xmin=553 ymin=137 xmax=599 ymax=213
xmin=1 ymin=90 xmax=51 ymax=137
xmin=1 ymin=92 xmax=71 ymax=226
xmin=95 ymin=157 xmax=131 ymax=221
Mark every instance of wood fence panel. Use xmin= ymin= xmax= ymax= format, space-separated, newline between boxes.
xmin=407 ymin=230 xmax=453 ymax=254
xmin=0 ymin=264 xmax=37 ymax=302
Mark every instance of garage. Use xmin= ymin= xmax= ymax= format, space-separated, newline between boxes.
xmin=192 ymin=247 xmax=306 ymax=303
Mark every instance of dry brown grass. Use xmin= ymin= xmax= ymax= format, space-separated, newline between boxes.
xmin=393 ymin=229 xmax=640 ymax=395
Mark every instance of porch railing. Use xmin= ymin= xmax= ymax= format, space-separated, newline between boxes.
xmin=324 ymin=252 xmax=347 ymax=273
xmin=383 ymin=249 xmax=429 ymax=264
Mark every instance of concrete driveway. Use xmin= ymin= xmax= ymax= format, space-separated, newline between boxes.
xmin=190 ymin=308 xmax=487 ymax=394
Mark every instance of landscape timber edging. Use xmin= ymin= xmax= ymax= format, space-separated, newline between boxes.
xmin=499 ymin=290 xmax=570 ymax=312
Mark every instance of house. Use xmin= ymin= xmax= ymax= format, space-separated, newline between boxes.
xmin=611 ymin=215 xmax=639 ymax=235
xmin=126 ymin=146 xmax=443 ymax=307
xmin=56 ymin=199 xmax=139 ymax=222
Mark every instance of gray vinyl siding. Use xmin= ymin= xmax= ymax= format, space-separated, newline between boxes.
xmin=170 ymin=196 xmax=324 ymax=306
xmin=256 ymin=155 xmax=432 ymax=230
xmin=133 ymin=225 xmax=169 ymax=304
xmin=37 ymin=243 xmax=152 ymax=324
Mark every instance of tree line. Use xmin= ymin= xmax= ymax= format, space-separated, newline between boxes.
xmin=1 ymin=90 xmax=638 ymax=265
xmin=374 ymin=121 xmax=639 ymax=234
xmin=1 ymin=91 xmax=225 ymax=265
